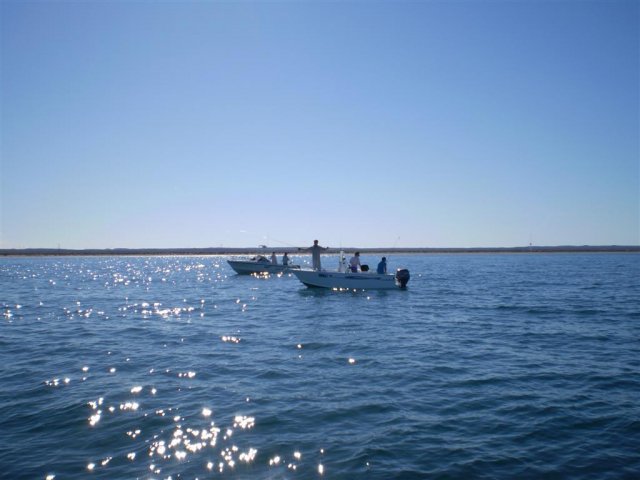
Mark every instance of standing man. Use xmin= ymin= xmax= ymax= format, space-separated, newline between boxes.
xmin=300 ymin=240 xmax=329 ymax=271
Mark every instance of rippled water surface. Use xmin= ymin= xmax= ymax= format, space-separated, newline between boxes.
xmin=1 ymin=253 xmax=639 ymax=479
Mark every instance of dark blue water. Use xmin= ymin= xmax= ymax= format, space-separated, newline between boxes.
xmin=1 ymin=254 xmax=639 ymax=479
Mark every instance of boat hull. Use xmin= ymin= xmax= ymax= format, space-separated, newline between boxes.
xmin=292 ymin=269 xmax=406 ymax=290
xmin=227 ymin=260 xmax=300 ymax=275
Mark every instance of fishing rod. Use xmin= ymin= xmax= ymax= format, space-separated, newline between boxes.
xmin=381 ymin=236 xmax=400 ymax=274
xmin=239 ymin=230 xmax=299 ymax=249
xmin=264 ymin=235 xmax=300 ymax=249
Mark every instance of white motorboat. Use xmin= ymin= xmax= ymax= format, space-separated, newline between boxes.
xmin=227 ymin=257 xmax=301 ymax=275
xmin=292 ymin=268 xmax=410 ymax=290
xmin=291 ymin=252 xmax=410 ymax=290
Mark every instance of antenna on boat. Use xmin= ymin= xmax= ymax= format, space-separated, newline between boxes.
xmin=338 ymin=250 xmax=347 ymax=272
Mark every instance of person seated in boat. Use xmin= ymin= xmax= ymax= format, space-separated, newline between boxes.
xmin=377 ymin=257 xmax=387 ymax=274
xmin=255 ymin=255 xmax=268 ymax=263
xmin=282 ymin=253 xmax=290 ymax=266
xmin=271 ymin=252 xmax=277 ymax=265
xmin=349 ymin=252 xmax=361 ymax=272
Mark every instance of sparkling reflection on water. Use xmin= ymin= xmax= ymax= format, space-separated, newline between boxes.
xmin=1 ymin=254 xmax=639 ymax=479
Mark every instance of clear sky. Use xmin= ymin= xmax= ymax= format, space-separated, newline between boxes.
xmin=1 ymin=0 xmax=638 ymax=249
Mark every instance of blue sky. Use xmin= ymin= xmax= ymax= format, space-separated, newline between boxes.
xmin=1 ymin=0 xmax=638 ymax=249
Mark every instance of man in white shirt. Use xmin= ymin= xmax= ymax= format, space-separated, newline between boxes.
xmin=300 ymin=240 xmax=328 ymax=270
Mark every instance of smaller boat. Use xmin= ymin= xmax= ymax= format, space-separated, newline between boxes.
xmin=291 ymin=252 xmax=410 ymax=290
xmin=227 ymin=256 xmax=301 ymax=275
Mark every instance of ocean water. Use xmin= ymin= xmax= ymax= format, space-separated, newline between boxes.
xmin=1 ymin=253 xmax=638 ymax=479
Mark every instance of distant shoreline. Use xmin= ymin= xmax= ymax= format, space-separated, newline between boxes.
xmin=1 ymin=246 xmax=638 ymax=257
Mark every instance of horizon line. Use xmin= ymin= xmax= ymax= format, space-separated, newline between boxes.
xmin=1 ymin=245 xmax=639 ymax=256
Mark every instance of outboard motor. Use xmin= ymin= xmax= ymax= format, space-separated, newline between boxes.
xmin=395 ymin=268 xmax=410 ymax=288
